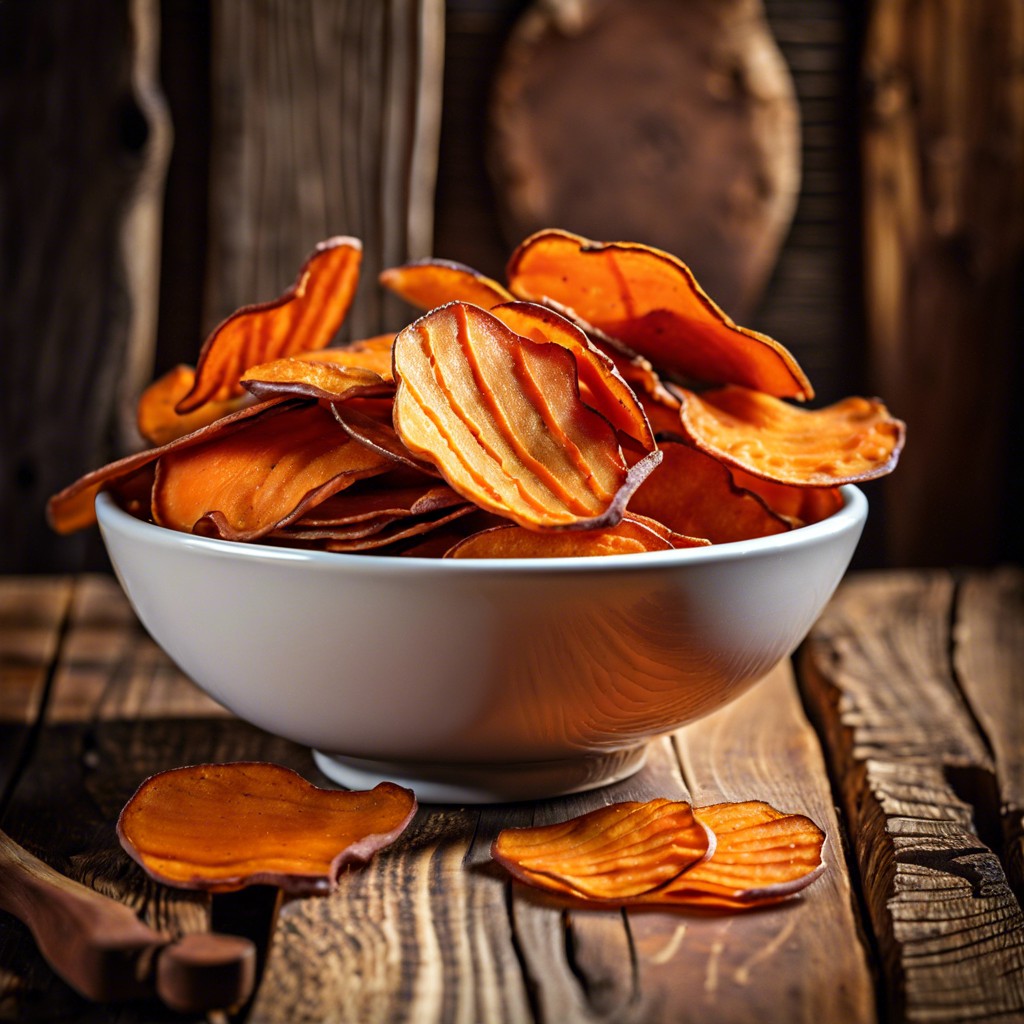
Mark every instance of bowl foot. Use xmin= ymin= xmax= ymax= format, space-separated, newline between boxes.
xmin=311 ymin=745 xmax=648 ymax=804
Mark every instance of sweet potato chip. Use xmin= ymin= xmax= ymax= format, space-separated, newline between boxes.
xmin=491 ymin=799 xmax=712 ymax=900
xmin=445 ymin=514 xmax=679 ymax=558
xmin=240 ymin=357 xmax=392 ymax=403
xmin=281 ymin=336 xmax=396 ymax=381
xmin=288 ymin=504 xmax=477 ymax=553
xmin=726 ymin=467 xmax=844 ymax=527
xmin=677 ymin=386 xmax=906 ymax=486
xmin=492 ymin=798 xmax=825 ymax=911
xmin=117 ymin=763 xmax=416 ymax=895
xmin=289 ymin=482 xmax=462 ymax=528
xmin=330 ymin=401 xmax=440 ymax=474
xmin=630 ymin=438 xmax=790 ymax=543
xmin=489 ymin=301 xmax=654 ymax=448
xmin=137 ymin=365 xmax=251 ymax=446
xmin=380 ymin=258 xmax=514 ymax=311
xmin=506 ymin=229 xmax=813 ymax=400
xmin=177 ymin=236 xmax=362 ymax=413
xmin=46 ymin=398 xmax=293 ymax=535
xmin=392 ymin=302 xmax=661 ymax=530
xmin=152 ymin=402 xmax=394 ymax=539
xmin=647 ymin=801 xmax=826 ymax=908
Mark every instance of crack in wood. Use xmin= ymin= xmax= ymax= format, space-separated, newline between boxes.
xmin=799 ymin=570 xmax=1024 ymax=1021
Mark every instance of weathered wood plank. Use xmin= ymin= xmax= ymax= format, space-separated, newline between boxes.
xmin=0 ymin=0 xmax=171 ymax=574
xmin=0 ymin=579 xmax=74 ymax=804
xmin=204 ymin=0 xmax=445 ymax=343
xmin=861 ymin=0 xmax=1024 ymax=565
xmin=633 ymin=663 xmax=875 ymax=1024
xmin=800 ymin=570 xmax=1024 ymax=1022
xmin=504 ymin=662 xmax=875 ymax=1024
xmin=0 ymin=575 xmax=296 ymax=1021
xmin=251 ymin=806 xmax=536 ymax=1024
xmin=953 ymin=567 xmax=1024 ymax=899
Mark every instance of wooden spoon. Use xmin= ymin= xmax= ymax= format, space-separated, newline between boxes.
xmin=0 ymin=829 xmax=255 ymax=1012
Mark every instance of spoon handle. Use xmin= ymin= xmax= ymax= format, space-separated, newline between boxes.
xmin=0 ymin=829 xmax=254 ymax=1010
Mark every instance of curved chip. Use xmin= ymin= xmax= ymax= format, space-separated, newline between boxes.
xmin=152 ymin=402 xmax=394 ymax=540
xmin=380 ymin=258 xmax=514 ymax=310
xmin=177 ymin=236 xmax=363 ymax=413
xmin=491 ymin=799 xmax=712 ymax=900
xmin=489 ymin=301 xmax=654 ymax=448
xmin=240 ymin=357 xmax=392 ymax=403
xmin=630 ymin=438 xmax=790 ymax=543
xmin=445 ymin=513 xmax=685 ymax=559
xmin=137 ymin=365 xmax=251 ymax=446
xmin=648 ymin=801 xmax=826 ymax=908
xmin=117 ymin=762 xmax=416 ymax=895
xmin=291 ymin=482 xmax=462 ymax=528
xmin=727 ymin=466 xmax=844 ymax=527
xmin=46 ymin=398 xmax=293 ymax=535
xmin=296 ymin=335 xmax=396 ymax=381
xmin=284 ymin=504 xmax=477 ymax=553
xmin=677 ymin=386 xmax=906 ymax=486
xmin=506 ymin=229 xmax=813 ymax=399
xmin=392 ymin=302 xmax=661 ymax=531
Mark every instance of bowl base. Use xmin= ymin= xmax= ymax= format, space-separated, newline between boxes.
xmin=311 ymin=745 xmax=648 ymax=804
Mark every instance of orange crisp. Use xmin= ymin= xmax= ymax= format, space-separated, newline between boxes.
xmin=117 ymin=763 xmax=416 ymax=895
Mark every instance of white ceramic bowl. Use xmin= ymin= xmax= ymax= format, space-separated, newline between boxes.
xmin=96 ymin=487 xmax=866 ymax=803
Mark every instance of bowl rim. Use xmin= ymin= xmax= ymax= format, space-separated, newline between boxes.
xmin=96 ymin=484 xmax=866 ymax=575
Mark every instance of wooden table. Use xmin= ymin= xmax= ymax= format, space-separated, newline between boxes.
xmin=1 ymin=569 xmax=1021 ymax=1022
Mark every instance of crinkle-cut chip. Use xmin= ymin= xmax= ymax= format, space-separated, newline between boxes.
xmin=117 ymin=762 xmax=416 ymax=895
xmin=152 ymin=402 xmax=394 ymax=540
xmin=177 ymin=236 xmax=362 ymax=413
xmin=676 ymin=386 xmax=906 ymax=487
xmin=489 ymin=301 xmax=654 ymax=449
xmin=645 ymin=801 xmax=826 ymax=908
xmin=630 ymin=438 xmax=790 ymax=543
xmin=380 ymin=258 xmax=514 ymax=311
xmin=445 ymin=513 xmax=682 ymax=559
xmin=505 ymin=229 xmax=813 ymax=400
xmin=137 ymin=365 xmax=251 ymax=446
xmin=46 ymin=398 xmax=293 ymax=535
xmin=392 ymin=302 xmax=662 ymax=531
xmin=727 ymin=467 xmax=843 ymax=527
xmin=240 ymin=357 xmax=392 ymax=403
xmin=491 ymin=800 xmax=712 ymax=900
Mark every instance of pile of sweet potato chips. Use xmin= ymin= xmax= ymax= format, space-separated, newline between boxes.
xmin=48 ymin=229 xmax=905 ymax=556
xmin=492 ymin=797 xmax=826 ymax=909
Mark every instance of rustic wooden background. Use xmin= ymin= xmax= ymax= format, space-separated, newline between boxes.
xmin=1 ymin=0 xmax=1021 ymax=574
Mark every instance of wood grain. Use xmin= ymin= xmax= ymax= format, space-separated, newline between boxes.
xmin=952 ymin=567 xmax=1024 ymax=899
xmin=800 ymin=570 xmax=1024 ymax=1022
xmin=0 ymin=578 xmax=73 ymax=808
xmin=204 ymin=0 xmax=445 ymax=344
xmin=0 ymin=0 xmax=171 ymax=574
xmin=11 ymin=572 xmax=1023 ymax=1021
xmin=861 ymin=0 xmax=1024 ymax=565
xmin=0 ymin=575 xmax=283 ymax=1020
